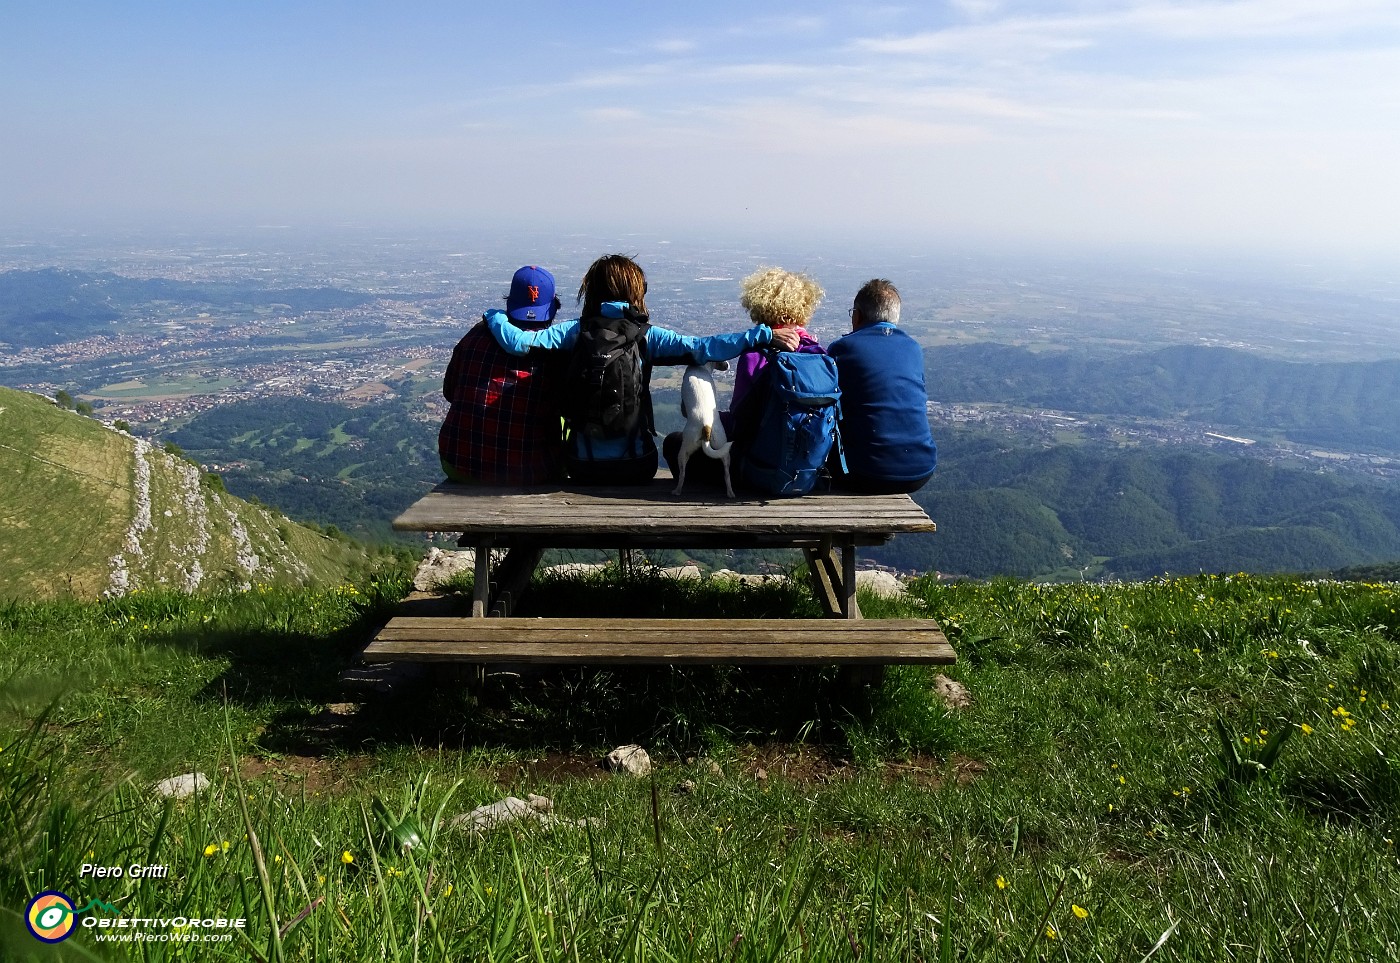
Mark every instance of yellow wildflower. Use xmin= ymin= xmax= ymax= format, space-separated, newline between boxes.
xmin=1300 ymin=723 xmax=1314 ymax=735
xmin=1046 ymin=925 xmax=1058 ymax=940
xmin=203 ymin=844 xmax=218 ymax=857
xmin=1073 ymin=905 xmax=1089 ymax=920
xmin=996 ymin=876 xmax=1007 ymax=890
xmin=341 ymin=851 xmax=354 ymax=865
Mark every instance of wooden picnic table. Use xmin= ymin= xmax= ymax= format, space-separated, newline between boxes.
xmin=365 ymin=476 xmax=954 ymax=668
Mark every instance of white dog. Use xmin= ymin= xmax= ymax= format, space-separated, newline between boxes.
xmin=673 ymin=361 xmax=735 ymax=498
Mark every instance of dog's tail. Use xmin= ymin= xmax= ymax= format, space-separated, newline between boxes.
xmin=700 ymin=424 xmax=733 ymax=458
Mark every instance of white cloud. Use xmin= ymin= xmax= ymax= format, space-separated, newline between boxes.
xmin=654 ymin=38 xmax=697 ymax=54
xmin=857 ymin=0 xmax=1400 ymax=57
xmin=580 ymin=107 xmax=645 ymax=124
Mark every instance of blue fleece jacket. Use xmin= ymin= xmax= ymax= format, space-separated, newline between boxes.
xmin=826 ymin=322 xmax=937 ymax=483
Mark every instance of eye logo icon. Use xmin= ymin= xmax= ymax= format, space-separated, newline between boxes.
xmin=26 ymin=890 xmax=77 ymax=942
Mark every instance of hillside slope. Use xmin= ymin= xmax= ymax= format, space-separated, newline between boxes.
xmin=0 ymin=387 xmax=373 ymax=599
xmin=878 ymin=432 xmax=1400 ymax=579
xmin=928 ymin=343 xmax=1400 ymax=453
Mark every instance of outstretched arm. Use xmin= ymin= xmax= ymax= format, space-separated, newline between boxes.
xmin=648 ymin=324 xmax=794 ymax=364
xmin=486 ymin=309 xmax=580 ymax=356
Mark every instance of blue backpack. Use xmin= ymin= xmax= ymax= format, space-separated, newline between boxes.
xmin=734 ymin=350 xmax=845 ymax=496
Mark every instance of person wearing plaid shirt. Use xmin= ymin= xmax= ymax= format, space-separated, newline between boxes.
xmin=438 ymin=266 xmax=567 ymax=485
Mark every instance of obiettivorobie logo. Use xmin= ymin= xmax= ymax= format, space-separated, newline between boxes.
xmin=24 ymin=889 xmax=248 ymax=945
xmin=24 ymin=891 xmax=119 ymax=943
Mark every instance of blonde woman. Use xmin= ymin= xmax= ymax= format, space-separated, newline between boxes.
xmin=661 ymin=267 xmax=829 ymax=489
xmin=731 ymin=267 xmax=827 ymax=412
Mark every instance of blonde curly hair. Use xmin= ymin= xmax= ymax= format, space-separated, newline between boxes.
xmin=739 ymin=267 xmax=824 ymax=329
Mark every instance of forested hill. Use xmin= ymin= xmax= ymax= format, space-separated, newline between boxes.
xmin=928 ymin=344 xmax=1400 ymax=453
xmin=877 ymin=432 xmax=1400 ymax=580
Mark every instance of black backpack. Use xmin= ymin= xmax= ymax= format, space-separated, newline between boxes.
xmin=564 ymin=304 xmax=652 ymax=441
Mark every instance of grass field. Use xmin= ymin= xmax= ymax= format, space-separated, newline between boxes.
xmin=1 ymin=567 xmax=1397 ymax=961
xmin=0 ymin=389 xmax=132 ymax=597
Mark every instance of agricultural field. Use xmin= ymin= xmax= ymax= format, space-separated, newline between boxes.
xmin=2 ymin=568 xmax=1397 ymax=960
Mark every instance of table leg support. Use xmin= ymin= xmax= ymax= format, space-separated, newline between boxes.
xmin=471 ymin=541 xmax=492 ymax=618
xmin=804 ymin=539 xmax=862 ymax=620
xmin=489 ymin=545 xmax=545 ymax=617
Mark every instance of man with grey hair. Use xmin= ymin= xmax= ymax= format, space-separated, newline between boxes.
xmin=826 ymin=279 xmax=937 ymax=494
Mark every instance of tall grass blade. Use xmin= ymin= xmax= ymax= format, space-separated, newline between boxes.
xmin=223 ymin=701 xmax=285 ymax=963
xmin=1137 ymin=918 xmax=1179 ymax=962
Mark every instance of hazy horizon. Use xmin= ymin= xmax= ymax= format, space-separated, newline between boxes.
xmin=4 ymin=2 xmax=1399 ymax=265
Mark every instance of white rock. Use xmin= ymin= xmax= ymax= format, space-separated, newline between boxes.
xmin=661 ymin=565 xmax=702 ymax=580
xmin=856 ymin=570 xmax=906 ymax=598
xmin=709 ymin=569 xmax=786 ymax=586
xmin=152 ymin=772 xmax=209 ymax=799
xmin=604 ymin=744 xmax=652 ymax=777
xmin=543 ymin=562 xmax=609 ymax=577
xmin=932 ymin=674 xmax=972 ymax=710
xmin=453 ymin=795 xmax=551 ymax=828
xmin=412 ymin=548 xmax=476 ymax=591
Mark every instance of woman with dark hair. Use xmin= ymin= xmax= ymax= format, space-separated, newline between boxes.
xmin=487 ymin=254 xmax=798 ymax=484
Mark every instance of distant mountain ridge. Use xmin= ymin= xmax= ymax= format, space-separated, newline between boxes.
xmin=929 ymin=343 xmax=1400 ymax=453
xmin=0 ymin=386 xmax=372 ymax=599
xmin=879 ymin=433 xmax=1400 ymax=579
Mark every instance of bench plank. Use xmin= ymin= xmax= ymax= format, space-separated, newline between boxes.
xmin=366 ymin=617 xmax=955 ymax=665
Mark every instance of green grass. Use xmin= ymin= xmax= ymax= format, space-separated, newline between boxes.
xmin=1 ymin=568 xmax=1398 ymax=960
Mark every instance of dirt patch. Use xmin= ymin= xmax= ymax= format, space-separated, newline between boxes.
xmin=238 ymin=754 xmax=373 ymax=795
xmin=237 ymin=747 xmax=984 ymax=796
xmin=880 ymin=753 xmax=985 ymax=789
xmin=731 ymin=746 xmax=984 ymax=789
xmin=732 ymin=745 xmax=851 ymax=784
xmin=492 ymin=753 xmax=611 ymax=788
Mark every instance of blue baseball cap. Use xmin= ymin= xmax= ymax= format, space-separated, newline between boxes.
xmin=505 ymin=265 xmax=557 ymax=322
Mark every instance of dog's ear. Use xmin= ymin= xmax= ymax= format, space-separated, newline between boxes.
xmin=711 ymin=360 xmax=729 ymax=372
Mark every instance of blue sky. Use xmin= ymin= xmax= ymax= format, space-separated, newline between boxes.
xmin=3 ymin=1 xmax=1398 ymax=259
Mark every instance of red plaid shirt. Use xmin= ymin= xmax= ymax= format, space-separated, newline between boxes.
xmin=438 ymin=319 xmax=568 ymax=485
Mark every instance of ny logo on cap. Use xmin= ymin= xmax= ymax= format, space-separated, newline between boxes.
xmin=528 ymin=285 xmax=540 ymax=303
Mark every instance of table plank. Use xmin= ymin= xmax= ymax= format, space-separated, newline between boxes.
xmin=394 ymin=480 xmax=936 ymax=541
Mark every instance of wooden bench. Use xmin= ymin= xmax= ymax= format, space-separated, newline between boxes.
xmin=365 ymin=476 xmax=953 ymax=669
xmin=369 ymin=617 xmax=955 ymax=665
